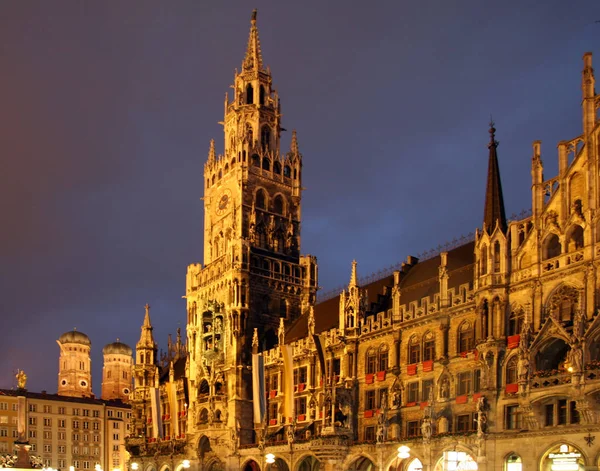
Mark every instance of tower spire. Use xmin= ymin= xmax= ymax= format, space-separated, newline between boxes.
xmin=290 ymin=130 xmax=299 ymax=155
xmin=242 ymin=9 xmax=264 ymax=72
xmin=349 ymin=260 xmax=358 ymax=287
xmin=138 ymin=303 xmax=156 ymax=349
xmin=483 ymin=120 xmax=507 ymax=233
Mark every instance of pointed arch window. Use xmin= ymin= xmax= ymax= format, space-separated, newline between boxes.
xmin=480 ymin=244 xmax=488 ymax=275
xmin=251 ymin=154 xmax=260 ymax=167
xmin=273 ymin=195 xmax=284 ymax=215
xmin=543 ymin=233 xmax=561 ymax=260
xmin=458 ymin=321 xmax=475 ymax=354
xmin=245 ymin=84 xmax=254 ymax=104
xmin=506 ymin=355 xmax=518 ymax=385
xmin=567 ymin=225 xmax=584 ymax=251
xmin=255 ymin=189 xmax=266 ymax=210
xmin=508 ymin=308 xmax=524 ymax=336
xmin=378 ymin=344 xmax=389 ymax=372
xmin=261 ymin=157 xmax=270 ymax=171
xmin=261 ymin=125 xmax=271 ymax=151
xmin=505 ymin=454 xmax=522 ymax=471
xmin=273 ymin=161 xmax=281 ymax=174
xmin=408 ymin=335 xmax=420 ymax=364
xmin=493 ymin=241 xmax=501 ymax=273
xmin=366 ymin=348 xmax=377 ymax=375
xmin=259 ymin=85 xmax=266 ymax=105
xmin=423 ymin=331 xmax=436 ymax=362
xmin=284 ymin=165 xmax=291 ymax=178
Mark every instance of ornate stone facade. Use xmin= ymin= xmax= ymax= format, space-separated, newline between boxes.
xmin=126 ymin=10 xmax=600 ymax=471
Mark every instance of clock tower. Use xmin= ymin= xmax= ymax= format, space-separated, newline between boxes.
xmin=185 ymin=10 xmax=318 ymax=447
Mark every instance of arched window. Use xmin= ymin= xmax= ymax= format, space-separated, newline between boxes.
xmin=508 ymin=308 xmax=524 ymax=336
xmin=273 ymin=161 xmax=282 ymax=174
xmin=480 ymin=244 xmax=488 ymax=275
xmin=493 ymin=241 xmax=501 ymax=272
xmin=458 ymin=321 xmax=475 ymax=354
xmin=218 ymin=169 xmax=222 ymax=180
xmin=224 ymin=164 xmax=229 ymax=174
xmin=547 ymin=285 xmax=579 ymax=324
xmin=505 ymin=454 xmax=522 ymax=471
xmin=211 ymin=175 xmax=215 ymax=185
xmin=273 ymin=195 xmax=284 ymax=215
xmin=408 ymin=335 xmax=420 ymax=364
xmin=378 ymin=344 xmax=389 ymax=372
xmin=206 ymin=179 xmax=210 ymax=189
xmin=284 ymin=165 xmax=291 ymax=178
xmin=506 ymin=356 xmax=518 ymax=385
xmin=255 ymin=189 xmax=266 ymax=210
xmin=259 ymin=85 xmax=265 ymax=105
xmin=245 ymin=84 xmax=253 ymax=104
xmin=366 ymin=348 xmax=377 ymax=374
xmin=423 ymin=331 xmax=435 ymax=361
xmin=261 ymin=157 xmax=270 ymax=171
xmin=261 ymin=126 xmax=271 ymax=151
xmin=251 ymin=154 xmax=260 ymax=167
xmin=543 ymin=233 xmax=561 ymax=260
xmin=567 ymin=225 xmax=584 ymax=251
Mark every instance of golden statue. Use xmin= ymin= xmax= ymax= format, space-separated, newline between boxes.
xmin=16 ymin=370 xmax=27 ymax=389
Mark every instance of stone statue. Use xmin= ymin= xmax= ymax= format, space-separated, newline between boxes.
xmin=16 ymin=370 xmax=27 ymax=390
xmin=517 ymin=348 xmax=530 ymax=381
xmin=568 ymin=341 xmax=584 ymax=373
xmin=439 ymin=378 xmax=449 ymax=400
xmin=376 ymin=413 xmax=385 ymax=443
xmin=475 ymin=397 xmax=486 ymax=438
xmin=421 ymin=417 xmax=432 ymax=441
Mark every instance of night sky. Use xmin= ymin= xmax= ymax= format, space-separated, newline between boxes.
xmin=1 ymin=1 xmax=599 ymax=395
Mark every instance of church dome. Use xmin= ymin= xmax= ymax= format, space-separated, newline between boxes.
xmin=58 ymin=330 xmax=91 ymax=346
xmin=102 ymin=341 xmax=132 ymax=356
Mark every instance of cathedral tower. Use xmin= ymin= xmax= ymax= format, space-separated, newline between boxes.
xmin=185 ymin=10 xmax=318 ymax=446
xmin=101 ymin=339 xmax=133 ymax=401
xmin=56 ymin=329 xmax=93 ymax=397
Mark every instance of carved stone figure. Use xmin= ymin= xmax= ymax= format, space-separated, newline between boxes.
xmin=439 ymin=378 xmax=449 ymax=400
xmin=16 ymin=370 xmax=27 ymax=390
xmin=568 ymin=341 xmax=584 ymax=373
xmin=518 ymin=348 xmax=530 ymax=381
xmin=421 ymin=417 xmax=432 ymax=441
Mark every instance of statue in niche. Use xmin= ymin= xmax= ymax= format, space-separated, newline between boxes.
xmin=439 ymin=377 xmax=449 ymax=400
xmin=517 ymin=348 xmax=530 ymax=382
xmin=475 ymin=397 xmax=487 ymax=438
xmin=568 ymin=340 xmax=584 ymax=374
xmin=421 ymin=417 xmax=432 ymax=441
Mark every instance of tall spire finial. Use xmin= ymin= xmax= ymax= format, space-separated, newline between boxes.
xmin=243 ymin=9 xmax=263 ymax=71
xmin=483 ymin=121 xmax=507 ymax=233
xmin=290 ymin=130 xmax=299 ymax=155
xmin=349 ymin=260 xmax=358 ymax=286
xmin=208 ymin=139 xmax=216 ymax=163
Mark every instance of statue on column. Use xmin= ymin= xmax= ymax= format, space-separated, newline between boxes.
xmin=16 ymin=370 xmax=27 ymax=390
xmin=475 ymin=397 xmax=487 ymax=439
xmin=517 ymin=348 xmax=530 ymax=382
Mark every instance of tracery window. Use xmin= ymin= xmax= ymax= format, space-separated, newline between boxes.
xmin=458 ymin=321 xmax=475 ymax=354
xmin=408 ymin=335 xmax=420 ymax=364
xmin=423 ymin=331 xmax=435 ymax=361
xmin=507 ymin=308 xmax=524 ymax=336
xmin=366 ymin=349 xmax=377 ymax=375
xmin=543 ymin=233 xmax=561 ymax=260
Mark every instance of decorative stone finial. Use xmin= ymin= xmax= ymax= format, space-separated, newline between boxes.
xmin=349 ymin=260 xmax=358 ymax=286
xmin=290 ymin=130 xmax=299 ymax=155
xmin=208 ymin=139 xmax=216 ymax=162
xmin=252 ymin=328 xmax=259 ymax=348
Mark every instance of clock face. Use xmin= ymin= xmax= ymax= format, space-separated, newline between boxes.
xmin=215 ymin=189 xmax=232 ymax=216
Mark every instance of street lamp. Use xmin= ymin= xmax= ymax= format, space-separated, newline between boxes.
xmin=398 ymin=445 xmax=411 ymax=459
xmin=182 ymin=460 xmax=190 ymax=469
xmin=131 ymin=464 xmax=139 ymax=471
xmin=265 ymin=453 xmax=275 ymax=470
xmin=70 ymin=466 xmax=75 ymax=471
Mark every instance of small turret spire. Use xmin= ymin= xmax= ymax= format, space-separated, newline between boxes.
xmin=242 ymin=9 xmax=263 ymax=72
xmin=208 ymin=139 xmax=216 ymax=163
xmin=483 ymin=120 xmax=507 ymax=233
xmin=290 ymin=130 xmax=299 ymax=155
xmin=138 ymin=304 xmax=156 ymax=350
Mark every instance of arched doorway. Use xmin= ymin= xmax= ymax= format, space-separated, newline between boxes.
xmin=434 ymin=451 xmax=478 ymax=471
xmin=389 ymin=457 xmax=423 ymax=471
xmin=297 ymin=455 xmax=320 ymax=471
xmin=243 ymin=460 xmax=261 ymax=471
xmin=347 ymin=456 xmax=376 ymax=471
xmin=540 ymin=443 xmax=585 ymax=471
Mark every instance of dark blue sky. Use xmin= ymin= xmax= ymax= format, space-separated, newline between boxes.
xmin=1 ymin=1 xmax=599 ymax=394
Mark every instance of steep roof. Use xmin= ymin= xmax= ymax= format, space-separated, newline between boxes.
xmin=285 ymin=242 xmax=474 ymax=344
